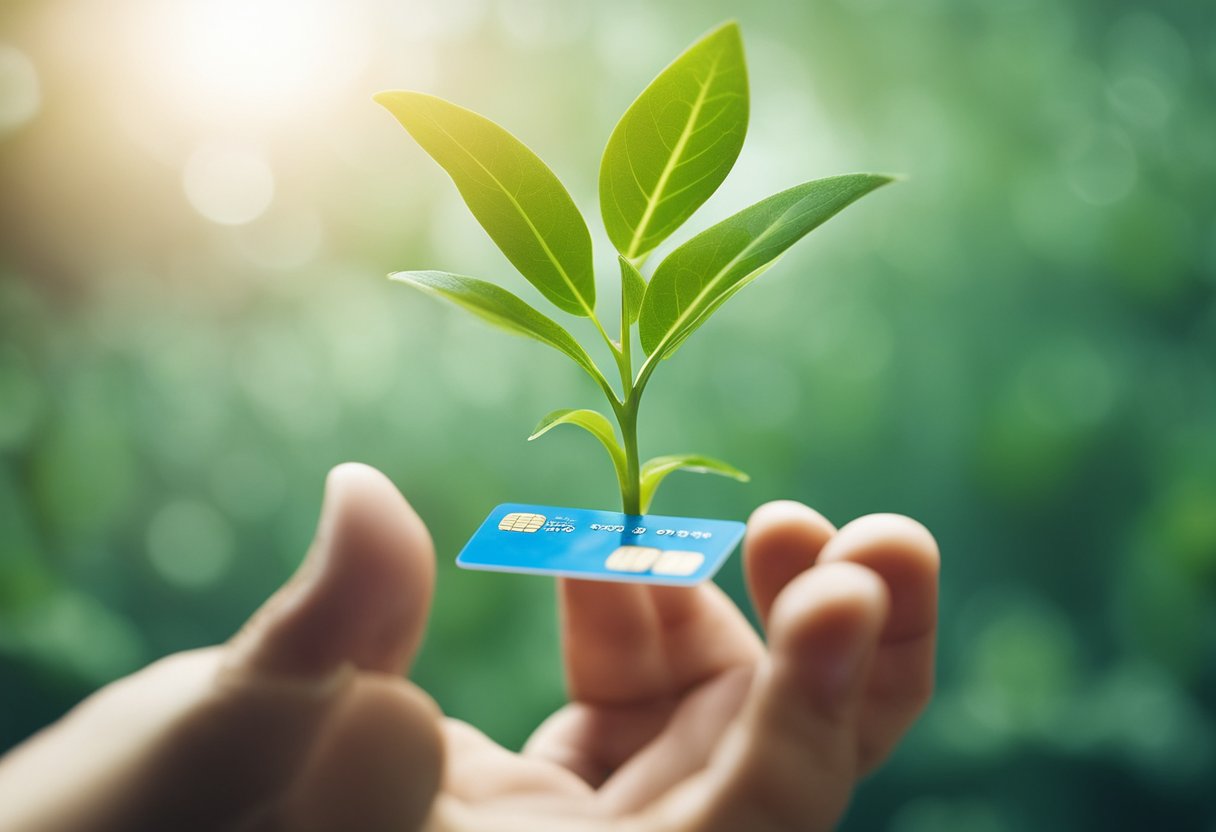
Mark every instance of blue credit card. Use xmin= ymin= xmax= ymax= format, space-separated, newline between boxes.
xmin=456 ymin=503 xmax=746 ymax=586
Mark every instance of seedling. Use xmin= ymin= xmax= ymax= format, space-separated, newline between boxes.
xmin=376 ymin=21 xmax=892 ymax=515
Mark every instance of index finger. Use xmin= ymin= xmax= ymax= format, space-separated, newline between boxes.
xmin=558 ymin=577 xmax=762 ymax=707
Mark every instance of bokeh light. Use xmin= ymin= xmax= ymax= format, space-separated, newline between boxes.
xmin=182 ymin=143 xmax=276 ymax=225
xmin=0 ymin=45 xmax=40 ymax=133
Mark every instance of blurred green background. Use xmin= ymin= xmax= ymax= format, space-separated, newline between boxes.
xmin=1 ymin=0 xmax=1214 ymax=827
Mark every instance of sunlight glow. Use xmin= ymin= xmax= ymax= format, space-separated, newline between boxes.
xmin=135 ymin=0 xmax=370 ymax=125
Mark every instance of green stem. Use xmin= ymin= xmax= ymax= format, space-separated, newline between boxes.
xmin=612 ymin=270 xmax=643 ymax=514
xmin=617 ymin=394 xmax=641 ymax=515
xmin=619 ymin=280 xmax=633 ymax=395
xmin=589 ymin=311 xmax=631 ymax=399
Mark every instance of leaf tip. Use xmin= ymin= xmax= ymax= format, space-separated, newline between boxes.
xmin=867 ymin=172 xmax=904 ymax=187
xmin=712 ymin=19 xmax=743 ymax=40
xmin=371 ymin=90 xmax=401 ymax=109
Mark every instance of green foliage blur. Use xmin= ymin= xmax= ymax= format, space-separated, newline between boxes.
xmin=1 ymin=0 xmax=1213 ymax=828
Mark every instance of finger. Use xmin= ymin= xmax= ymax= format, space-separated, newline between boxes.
xmin=743 ymin=501 xmax=837 ymax=626
xmin=815 ymin=514 xmax=939 ymax=770
xmin=698 ymin=562 xmax=888 ymax=832
xmin=227 ymin=462 xmax=436 ymax=683
xmin=273 ymin=676 xmax=443 ymax=832
xmin=558 ymin=579 xmax=665 ymax=704
xmin=557 ymin=579 xmax=759 ymax=706
xmin=545 ymin=579 xmax=760 ymax=786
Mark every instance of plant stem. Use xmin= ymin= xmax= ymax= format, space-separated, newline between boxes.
xmin=612 ymin=272 xmax=644 ymax=515
xmin=587 ymin=311 xmax=631 ymax=399
xmin=618 ymin=393 xmax=641 ymax=514
xmin=619 ymin=280 xmax=633 ymax=395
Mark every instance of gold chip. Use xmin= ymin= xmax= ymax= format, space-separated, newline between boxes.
xmin=605 ymin=545 xmax=661 ymax=572
xmin=652 ymin=550 xmax=705 ymax=576
xmin=499 ymin=512 xmax=546 ymax=533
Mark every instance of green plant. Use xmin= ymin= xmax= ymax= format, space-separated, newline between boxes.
xmin=376 ymin=21 xmax=892 ymax=515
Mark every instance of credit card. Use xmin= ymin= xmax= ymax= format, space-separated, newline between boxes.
xmin=456 ymin=503 xmax=746 ymax=586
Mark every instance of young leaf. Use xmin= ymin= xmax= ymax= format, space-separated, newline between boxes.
xmin=639 ymin=174 xmax=893 ymax=359
xmin=530 ymin=408 xmax=630 ymax=496
xmin=599 ymin=22 xmax=748 ymax=260
xmin=388 ymin=271 xmax=603 ymax=385
xmin=375 ymin=91 xmax=596 ymax=317
xmin=639 ymin=454 xmax=750 ymax=513
xmin=619 ymin=256 xmax=647 ymax=326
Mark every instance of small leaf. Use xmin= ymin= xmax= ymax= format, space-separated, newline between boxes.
xmin=389 ymin=271 xmax=601 ymax=383
xmin=530 ymin=409 xmax=629 ymax=497
xmin=376 ymin=91 xmax=596 ymax=317
xmin=619 ymin=256 xmax=647 ymax=326
xmin=599 ymin=21 xmax=748 ymax=260
xmin=639 ymin=454 xmax=749 ymax=513
xmin=639 ymin=174 xmax=893 ymax=359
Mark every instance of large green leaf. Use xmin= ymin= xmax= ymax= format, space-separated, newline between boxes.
xmin=388 ymin=271 xmax=601 ymax=383
xmin=639 ymin=454 xmax=749 ymax=513
xmin=529 ymin=408 xmax=629 ymax=496
xmin=376 ymin=91 xmax=596 ymax=317
xmin=639 ymin=174 xmax=893 ymax=358
xmin=599 ymin=22 xmax=748 ymax=260
xmin=619 ymin=256 xmax=647 ymax=326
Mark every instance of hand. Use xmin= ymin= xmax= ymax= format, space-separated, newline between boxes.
xmin=445 ymin=501 xmax=939 ymax=831
xmin=0 ymin=464 xmax=939 ymax=832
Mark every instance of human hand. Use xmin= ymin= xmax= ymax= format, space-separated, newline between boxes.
xmin=443 ymin=502 xmax=939 ymax=831
xmin=0 ymin=464 xmax=939 ymax=832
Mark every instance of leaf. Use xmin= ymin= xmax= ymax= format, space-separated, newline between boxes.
xmin=661 ymin=258 xmax=780 ymax=359
xmin=529 ymin=409 xmax=629 ymax=495
xmin=376 ymin=91 xmax=596 ymax=317
xmin=639 ymin=454 xmax=750 ymax=513
xmin=619 ymin=256 xmax=647 ymax=326
xmin=639 ymin=174 xmax=894 ymax=358
xmin=389 ymin=271 xmax=601 ymax=383
xmin=599 ymin=21 xmax=748 ymax=260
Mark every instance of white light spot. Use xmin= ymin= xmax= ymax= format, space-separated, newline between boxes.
xmin=146 ymin=499 xmax=235 ymax=589
xmin=0 ymin=45 xmax=40 ymax=133
xmin=135 ymin=0 xmax=372 ymax=124
xmin=182 ymin=144 xmax=275 ymax=225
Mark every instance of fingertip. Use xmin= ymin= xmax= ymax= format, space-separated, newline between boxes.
xmin=769 ymin=562 xmax=889 ymax=651
xmin=767 ymin=562 xmax=888 ymax=713
xmin=744 ymin=501 xmax=837 ymax=626
xmin=817 ymin=514 xmax=939 ymax=643
xmin=230 ymin=463 xmax=436 ymax=681
xmin=828 ymin=514 xmax=940 ymax=571
xmin=746 ymin=500 xmax=834 ymax=536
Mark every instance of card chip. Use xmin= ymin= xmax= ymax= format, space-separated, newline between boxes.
xmin=605 ymin=545 xmax=661 ymax=572
xmin=499 ymin=512 xmax=546 ymax=533
xmin=652 ymin=550 xmax=705 ymax=576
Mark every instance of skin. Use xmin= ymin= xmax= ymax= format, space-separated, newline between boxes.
xmin=0 ymin=463 xmax=939 ymax=832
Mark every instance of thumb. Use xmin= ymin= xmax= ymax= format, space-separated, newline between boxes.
xmin=227 ymin=461 xmax=436 ymax=682
xmin=700 ymin=562 xmax=888 ymax=832
xmin=0 ymin=464 xmax=441 ymax=832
